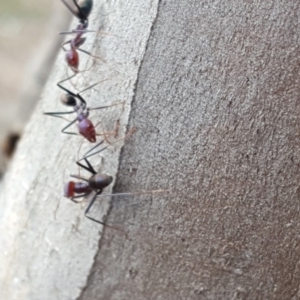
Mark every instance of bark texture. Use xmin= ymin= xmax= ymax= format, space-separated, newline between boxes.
xmin=1 ymin=0 xmax=300 ymax=300
xmin=81 ymin=1 xmax=300 ymax=299
xmin=0 ymin=1 xmax=159 ymax=299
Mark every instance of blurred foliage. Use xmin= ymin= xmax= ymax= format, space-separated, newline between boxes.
xmin=0 ymin=0 xmax=50 ymax=18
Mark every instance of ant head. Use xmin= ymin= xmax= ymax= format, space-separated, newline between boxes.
xmin=76 ymin=0 xmax=93 ymax=21
xmin=61 ymin=94 xmax=77 ymax=107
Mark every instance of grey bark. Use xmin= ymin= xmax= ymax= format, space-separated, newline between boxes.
xmin=1 ymin=1 xmax=300 ymax=300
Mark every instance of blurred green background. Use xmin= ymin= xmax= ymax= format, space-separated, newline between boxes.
xmin=0 ymin=0 xmax=69 ymax=174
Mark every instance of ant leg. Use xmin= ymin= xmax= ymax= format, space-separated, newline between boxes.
xmin=79 ymin=130 xmax=134 ymax=162
xmin=70 ymin=174 xmax=89 ymax=182
xmin=70 ymin=193 xmax=90 ymax=204
xmin=77 ymin=48 xmax=106 ymax=63
xmin=76 ymin=158 xmax=97 ymax=175
xmin=84 ymin=191 xmax=128 ymax=236
xmin=61 ymin=0 xmax=84 ymax=19
xmin=89 ymin=101 xmax=125 ymax=112
xmin=94 ymin=122 xmax=114 ymax=144
xmin=57 ymin=76 xmax=112 ymax=109
xmin=91 ymin=102 xmax=125 ymax=140
xmin=61 ymin=117 xmax=79 ymax=136
xmin=85 ymin=190 xmax=102 ymax=222
xmin=61 ymin=39 xmax=72 ymax=51
xmin=60 ymin=29 xmax=96 ymax=35
xmin=79 ymin=139 xmax=114 ymax=161
xmin=96 ymin=189 xmax=169 ymax=199
xmin=93 ymin=102 xmax=125 ymax=141
xmin=57 ymin=75 xmax=87 ymax=106
xmin=60 ymin=30 xmax=117 ymax=37
xmin=77 ymin=78 xmax=111 ymax=96
xmin=93 ymin=119 xmax=120 ymax=144
xmin=43 ymin=110 xmax=75 ymax=120
xmin=79 ymin=139 xmax=105 ymax=160
xmin=57 ymin=74 xmax=78 ymax=92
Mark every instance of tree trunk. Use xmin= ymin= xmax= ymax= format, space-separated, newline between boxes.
xmin=1 ymin=1 xmax=300 ymax=299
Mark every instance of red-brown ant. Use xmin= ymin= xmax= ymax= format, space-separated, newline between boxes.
xmin=64 ymin=154 xmax=113 ymax=226
xmin=44 ymin=75 xmax=123 ymax=143
xmin=64 ymin=140 xmax=167 ymax=232
xmin=60 ymin=0 xmax=103 ymax=72
xmin=64 ymin=139 xmax=129 ymax=233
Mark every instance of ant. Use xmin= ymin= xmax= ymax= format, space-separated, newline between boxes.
xmin=64 ymin=154 xmax=114 ymax=226
xmin=64 ymin=139 xmax=167 ymax=232
xmin=44 ymin=74 xmax=123 ymax=143
xmin=60 ymin=0 xmax=103 ymax=72
xmin=64 ymin=138 xmax=128 ymax=232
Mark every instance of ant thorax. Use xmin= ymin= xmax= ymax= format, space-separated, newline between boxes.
xmin=77 ymin=21 xmax=88 ymax=30
xmin=73 ymin=36 xmax=86 ymax=48
xmin=76 ymin=106 xmax=89 ymax=119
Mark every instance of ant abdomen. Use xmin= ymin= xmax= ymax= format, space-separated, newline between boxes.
xmin=65 ymin=48 xmax=79 ymax=72
xmin=64 ymin=181 xmax=91 ymax=198
xmin=77 ymin=118 xmax=96 ymax=143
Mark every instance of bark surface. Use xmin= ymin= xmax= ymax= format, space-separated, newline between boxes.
xmin=1 ymin=1 xmax=300 ymax=300
xmin=81 ymin=1 xmax=300 ymax=299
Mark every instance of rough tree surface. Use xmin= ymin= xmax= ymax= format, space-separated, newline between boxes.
xmin=1 ymin=1 xmax=300 ymax=300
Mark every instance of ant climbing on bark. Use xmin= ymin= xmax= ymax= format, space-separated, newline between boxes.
xmin=64 ymin=139 xmax=168 ymax=232
xmin=64 ymin=154 xmax=113 ymax=226
xmin=64 ymin=138 xmax=128 ymax=233
xmin=44 ymin=74 xmax=123 ymax=143
xmin=60 ymin=0 xmax=104 ymax=72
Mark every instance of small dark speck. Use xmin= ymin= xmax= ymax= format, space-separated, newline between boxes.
xmin=129 ymin=268 xmax=138 ymax=279
xmin=157 ymin=226 xmax=163 ymax=231
xmin=3 ymin=132 xmax=21 ymax=157
xmin=194 ymin=288 xmax=206 ymax=295
xmin=128 ymin=167 xmax=138 ymax=173
xmin=246 ymin=77 xmax=250 ymax=86
xmin=296 ymin=187 xmax=300 ymax=201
